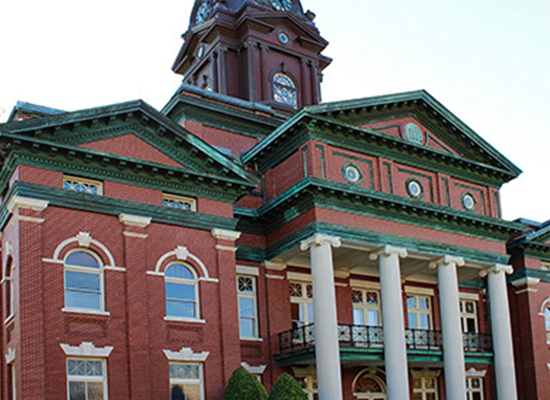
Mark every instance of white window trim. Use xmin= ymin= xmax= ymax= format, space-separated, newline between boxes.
xmin=238 ymin=275 xmax=259 ymax=339
xmin=352 ymin=288 xmax=382 ymax=326
xmin=66 ymin=357 xmax=108 ymax=400
xmin=349 ymin=279 xmax=380 ymax=290
xmin=60 ymin=342 xmax=114 ymax=358
xmin=465 ymin=368 xmax=487 ymax=378
xmin=241 ymin=362 xmax=266 ymax=375
xmin=50 ymin=232 xmax=119 ymax=270
xmin=64 ymin=249 xmax=106 ymax=312
xmin=459 ymin=292 xmax=480 ymax=301
xmin=290 ymin=281 xmax=314 ymax=327
xmin=407 ymin=294 xmax=433 ymax=330
xmin=405 ymin=286 xmax=435 ymax=296
xmin=287 ymin=272 xmax=311 ymax=282
xmin=237 ymin=265 xmax=259 ymax=276
xmin=154 ymin=246 xmax=216 ymax=282
xmin=163 ymin=347 xmax=210 ymax=362
xmin=62 ymin=308 xmax=111 ymax=317
xmin=165 ymin=262 xmax=201 ymax=320
xmin=169 ymin=362 xmax=205 ymax=400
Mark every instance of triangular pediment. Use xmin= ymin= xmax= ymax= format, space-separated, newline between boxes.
xmin=0 ymin=100 xmax=260 ymax=195
xmin=78 ymin=135 xmax=186 ymax=169
xmin=302 ymin=90 xmax=521 ymax=180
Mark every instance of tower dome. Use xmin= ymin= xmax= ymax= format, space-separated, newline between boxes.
xmin=173 ymin=0 xmax=331 ymax=112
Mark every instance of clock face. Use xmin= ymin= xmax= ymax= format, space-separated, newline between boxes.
xmin=270 ymin=0 xmax=293 ymax=11
xmin=195 ymin=2 xmax=212 ymax=25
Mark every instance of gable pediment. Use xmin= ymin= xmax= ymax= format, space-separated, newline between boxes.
xmin=302 ymin=90 xmax=521 ymax=181
xmin=0 ymin=100 xmax=260 ymax=196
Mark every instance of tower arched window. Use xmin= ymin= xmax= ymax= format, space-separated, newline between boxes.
xmin=273 ymin=73 xmax=298 ymax=109
xmin=64 ymin=250 xmax=104 ymax=311
xmin=165 ymin=262 xmax=199 ymax=319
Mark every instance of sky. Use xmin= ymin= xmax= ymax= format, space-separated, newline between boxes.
xmin=1 ymin=0 xmax=548 ymax=222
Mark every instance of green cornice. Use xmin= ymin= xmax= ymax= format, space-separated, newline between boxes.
xmin=0 ymin=181 xmax=237 ymax=233
xmin=508 ymin=267 xmax=550 ymax=284
xmin=162 ymin=86 xmax=285 ymax=139
xmin=243 ymin=112 xmax=517 ymax=186
xmin=254 ymin=177 xmax=522 ymax=242
xmin=263 ymin=221 xmax=510 ymax=265
xmin=0 ymin=99 xmax=259 ymax=186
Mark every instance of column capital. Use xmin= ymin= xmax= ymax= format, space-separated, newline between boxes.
xmin=429 ymin=255 xmax=465 ymax=270
xmin=479 ymin=264 xmax=513 ymax=278
xmin=369 ymin=245 xmax=408 ymax=261
xmin=300 ymin=234 xmax=341 ymax=251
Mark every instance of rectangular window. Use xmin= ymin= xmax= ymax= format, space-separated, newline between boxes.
xmin=163 ymin=193 xmax=197 ymax=211
xmin=169 ymin=363 xmax=204 ymax=400
xmin=407 ymin=295 xmax=433 ymax=330
xmin=67 ymin=358 xmax=107 ymax=400
xmin=290 ymin=282 xmax=314 ymax=329
xmin=460 ymin=300 xmax=478 ymax=333
xmin=63 ymin=176 xmax=103 ymax=195
xmin=413 ymin=376 xmax=438 ymax=400
xmin=466 ymin=377 xmax=484 ymax=400
xmin=352 ymin=289 xmax=381 ymax=326
xmin=237 ymin=276 xmax=258 ymax=339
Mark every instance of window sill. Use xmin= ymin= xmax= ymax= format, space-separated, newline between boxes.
xmin=62 ymin=308 xmax=110 ymax=317
xmin=240 ymin=337 xmax=263 ymax=342
xmin=164 ymin=316 xmax=206 ymax=324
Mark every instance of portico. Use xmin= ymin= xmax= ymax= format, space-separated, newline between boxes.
xmin=273 ymin=233 xmax=517 ymax=400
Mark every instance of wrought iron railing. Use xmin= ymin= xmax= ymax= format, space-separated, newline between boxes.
xmin=278 ymin=324 xmax=493 ymax=355
xmin=463 ymin=332 xmax=493 ymax=353
xmin=405 ymin=328 xmax=443 ymax=351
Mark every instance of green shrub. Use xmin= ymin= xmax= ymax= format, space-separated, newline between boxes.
xmin=223 ymin=366 xmax=268 ymax=400
xmin=268 ymin=373 xmax=308 ymax=400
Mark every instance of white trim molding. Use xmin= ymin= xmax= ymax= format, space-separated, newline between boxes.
xmin=163 ymin=347 xmax=210 ymax=362
xmin=51 ymin=232 xmax=118 ymax=269
xmin=211 ymin=228 xmax=241 ymax=241
xmin=512 ymin=277 xmax=540 ymax=294
xmin=465 ymin=368 xmax=487 ymax=377
xmin=60 ymin=342 xmax=114 ymax=358
xmin=118 ymin=214 xmax=151 ymax=228
xmin=237 ymin=265 xmax=260 ymax=276
xmin=350 ymin=279 xmax=381 ymax=290
xmin=7 ymin=196 xmax=49 ymax=213
xmin=263 ymin=261 xmax=287 ymax=271
xmin=411 ymin=368 xmax=442 ymax=378
xmin=5 ymin=348 xmax=16 ymax=364
xmin=154 ymin=246 xmax=213 ymax=281
xmin=241 ymin=362 xmax=267 ymax=375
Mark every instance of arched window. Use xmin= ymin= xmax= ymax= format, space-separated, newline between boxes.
xmin=4 ymin=256 xmax=14 ymax=319
xmin=273 ymin=73 xmax=297 ymax=109
xmin=165 ymin=263 xmax=199 ymax=319
xmin=545 ymin=305 xmax=550 ymax=344
xmin=64 ymin=250 xmax=104 ymax=311
xmin=353 ymin=370 xmax=386 ymax=399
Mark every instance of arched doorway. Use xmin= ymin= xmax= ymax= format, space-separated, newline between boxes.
xmin=353 ymin=370 xmax=387 ymax=400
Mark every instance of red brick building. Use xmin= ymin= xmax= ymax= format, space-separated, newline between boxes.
xmin=0 ymin=1 xmax=542 ymax=399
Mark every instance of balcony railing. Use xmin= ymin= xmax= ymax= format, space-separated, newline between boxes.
xmin=278 ymin=324 xmax=492 ymax=355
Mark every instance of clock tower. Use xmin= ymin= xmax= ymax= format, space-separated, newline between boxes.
xmin=172 ymin=0 xmax=331 ymax=113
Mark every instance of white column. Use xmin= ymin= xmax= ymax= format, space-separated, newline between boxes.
xmin=480 ymin=264 xmax=518 ymax=400
xmin=369 ymin=245 xmax=410 ymax=400
xmin=300 ymin=234 xmax=343 ymax=400
xmin=429 ymin=256 xmax=467 ymax=400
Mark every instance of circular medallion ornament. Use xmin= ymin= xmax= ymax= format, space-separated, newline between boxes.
xmin=406 ymin=179 xmax=424 ymax=199
xmin=270 ymin=0 xmax=293 ymax=11
xmin=278 ymin=32 xmax=290 ymax=44
xmin=462 ymin=193 xmax=477 ymax=211
xmin=404 ymin=123 xmax=425 ymax=145
xmin=197 ymin=45 xmax=205 ymax=59
xmin=343 ymin=164 xmax=362 ymax=185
